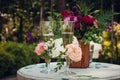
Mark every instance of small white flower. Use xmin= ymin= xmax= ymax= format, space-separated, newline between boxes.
xmin=46 ymin=41 xmax=51 ymax=47
xmin=44 ymin=44 xmax=48 ymax=50
xmin=50 ymin=38 xmax=53 ymax=42
xmin=52 ymin=46 xmax=66 ymax=58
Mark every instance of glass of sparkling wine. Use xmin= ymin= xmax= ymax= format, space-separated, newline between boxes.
xmin=60 ymin=21 xmax=75 ymax=76
xmin=62 ymin=21 xmax=74 ymax=47
xmin=40 ymin=21 xmax=54 ymax=74
xmin=41 ymin=21 xmax=54 ymax=41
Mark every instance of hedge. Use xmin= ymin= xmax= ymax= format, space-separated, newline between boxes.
xmin=0 ymin=41 xmax=38 ymax=78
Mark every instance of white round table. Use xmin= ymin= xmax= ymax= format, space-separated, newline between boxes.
xmin=17 ymin=62 xmax=120 ymax=80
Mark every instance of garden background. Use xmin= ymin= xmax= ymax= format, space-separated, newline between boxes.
xmin=0 ymin=0 xmax=120 ymax=78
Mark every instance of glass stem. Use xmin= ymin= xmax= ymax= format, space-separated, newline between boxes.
xmin=47 ymin=62 xmax=50 ymax=73
xmin=66 ymin=56 xmax=70 ymax=74
xmin=45 ymin=59 xmax=51 ymax=74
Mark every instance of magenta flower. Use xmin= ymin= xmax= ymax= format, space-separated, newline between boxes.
xmin=76 ymin=16 xmax=82 ymax=22
xmin=72 ymin=6 xmax=79 ymax=16
xmin=61 ymin=10 xmax=73 ymax=19
xmin=74 ymin=22 xmax=80 ymax=29
xmin=70 ymin=16 xmax=76 ymax=21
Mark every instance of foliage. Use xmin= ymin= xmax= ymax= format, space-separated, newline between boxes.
xmin=0 ymin=47 xmax=15 ymax=78
xmin=95 ymin=11 xmax=116 ymax=32
xmin=77 ymin=1 xmax=115 ymax=33
xmin=0 ymin=41 xmax=38 ymax=77
xmin=0 ymin=0 xmax=120 ymax=43
xmin=0 ymin=0 xmax=42 ymax=42
xmin=54 ymin=50 xmax=66 ymax=72
xmin=47 ymin=14 xmax=63 ymax=39
xmin=102 ymin=22 xmax=120 ymax=64
xmin=76 ymin=0 xmax=95 ymax=16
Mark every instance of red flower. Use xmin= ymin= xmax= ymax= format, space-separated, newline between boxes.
xmin=61 ymin=10 xmax=73 ymax=19
xmin=82 ymin=15 xmax=94 ymax=26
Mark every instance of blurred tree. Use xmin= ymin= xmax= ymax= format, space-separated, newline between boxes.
xmin=0 ymin=0 xmax=120 ymax=43
xmin=0 ymin=13 xmax=8 ymax=41
xmin=0 ymin=0 xmax=41 ymax=42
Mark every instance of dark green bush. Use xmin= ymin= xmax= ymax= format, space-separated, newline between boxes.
xmin=0 ymin=47 xmax=15 ymax=78
xmin=0 ymin=41 xmax=38 ymax=78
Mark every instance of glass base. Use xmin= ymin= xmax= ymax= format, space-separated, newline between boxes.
xmin=59 ymin=69 xmax=76 ymax=76
xmin=40 ymin=59 xmax=54 ymax=74
xmin=40 ymin=69 xmax=55 ymax=74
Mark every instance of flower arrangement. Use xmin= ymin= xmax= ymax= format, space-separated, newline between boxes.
xmin=54 ymin=37 xmax=82 ymax=71
xmin=61 ymin=6 xmax=101 ymax=44
xmin=55 ymin=43 xmax=82 ymax=71
xmin=34 ymin=39 xmax=55 ymax=60
xmin=102 ymin=22 xmax=120 ymax=58
xmin=34 ymin=35 xmax=82 ymax=71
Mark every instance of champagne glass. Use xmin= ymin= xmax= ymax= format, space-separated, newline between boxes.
xmin=40 ymin=21 xmax=54 ymax=74
xmin=41 ymin=57 xmax=52 ymax=74
xmin=41 ymin=21 xmax=54 ymax=41
xmin=60 ymin=21 xmax=75 ymax=76
xmin=62 ymin=21 xmax=73 ymax=46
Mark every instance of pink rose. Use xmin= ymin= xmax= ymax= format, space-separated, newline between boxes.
xmin=66 ymin=44 xmax=82 ymax=62
xmin=34 ymin=42 xmax=45 ymax=55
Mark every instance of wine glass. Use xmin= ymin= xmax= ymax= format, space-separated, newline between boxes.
xmin=40 ymin=21 xmax=54 ymax=74
xmin=41 ymin=21 xmax=54 ymax=41
xmin=62 ymin=21 xmax=73 ymax=47
xmin=40 ymin=57 xmax=52 ymax=74
xmin=59 ymin=21 xmax=76 ymax=76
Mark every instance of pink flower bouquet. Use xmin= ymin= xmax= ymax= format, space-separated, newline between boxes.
xmin=34 ymin=39 xmax=55 ymax=59
xmin=34 ymin=42 xmax=45 ymax=56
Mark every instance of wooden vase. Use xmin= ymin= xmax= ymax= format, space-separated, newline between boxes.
xmin=70 ymin=40 xmax=90 ymax=68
